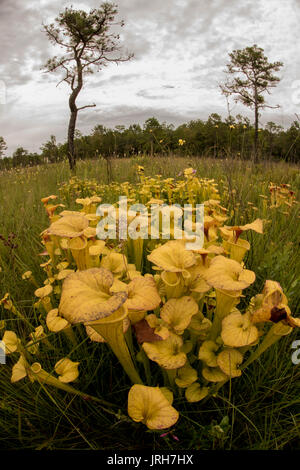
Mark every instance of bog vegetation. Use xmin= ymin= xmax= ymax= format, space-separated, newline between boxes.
xmin=0 ymin=1 xmax=299 ymax=452
xmin=0 ymin=156 xmax=299 ymax=450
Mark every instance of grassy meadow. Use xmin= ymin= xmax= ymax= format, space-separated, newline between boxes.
xmin=0 ymin=155 xmax=299 ymax=450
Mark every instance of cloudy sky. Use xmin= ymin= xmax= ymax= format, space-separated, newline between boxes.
xmin=0 ymin=0 xmax=300 ymax=155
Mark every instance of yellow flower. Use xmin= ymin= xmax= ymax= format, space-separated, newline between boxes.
xmin=90 ymin=195 xmax=102 ymax=203
xmin=224 ymin=218 xmax=263 ymax=242
xmin=11 ymin=355 xmax=27 ymax=383
xmin=46 ymin=308 xmax=70 ymax=332
xmin=175 ymin=363 xmax=198 ymax=388
xmin=202 ymin=366 xmax=228 ymax=382
xmin=143 ymin=332 xmax=187 ymax=369
xmin=188 ymin=314 xmax=212 ymax=339
xmin=26 ymin=325 xmax=47 ymax=354
xmin=217 ymin=348 xmax=243 ymax=378
xmin=128 ymin=384 xmax=179 ymax=430
xmin=100 ymin=252 xmax=128 ymax=278
xmin=251 ymin=280 xmax=299 ymax=328
xmin=29 ymin=326 xmax=45 ymax=342
xmin=86 ymin=213 xmax=101 ymax=227
xmin=54 ymin=358 xmax=80 ymax=383
xmin=0 ymin=293 xmax=14 ymax=311
xmin=48 ymin=214 xmax=89 ymax=238
xmin=160 ymin=296 xmax=198 ymax=334
xmin=22 ymin=271 xmax=32 ymax=280
xmin=204 ymin=256 xmax=255 ymax=292
xmin=59 ymin=267 xmax=141 ymax=384
xmin=126 ymin=265 xmax=142 ymax=281
xmin=148 ymin=240 xmax=196 ymax=275
xmin=185 ymin=383 xmax=209 ymax=402
xmin=110 ymin=278 xmax=128 ymax=294
xmin=2 ymin=331 xmax=20 ymax=354
xmin=183 ymin=167 xmax=195 ymax=177
xmin=45 ymin=203 xmax=65 ymax=218
xmin=76 ymin=197 xmax=91 ymax=208
xmin=41 ymin=195 xmax=57 ymax=205
xmin=221 ymin=311 xmax=258 ymax=347
xmin=83 ymin=227 xmax=97 ymax=238
xmin=89 ymin=241 xmax=106 ymax=258
xmin=144 ymin=314 xmax=170 ymax=340
xmin=35 ymin=284 xmax=53 ymax=298
xmin=57 ymin=269 xmax=75 ymax=281
xmin=146 ymin=198 xmax=164 ymax=206
xmin=125 ymin=276 xmax=161 ymax=312
xmin=186 ymin=261 xmax=210 ymax=294
xmin=59 ymin=268 xmax=127 ymax=324
xmin=198 ymin=340 xmax=219 ymax=367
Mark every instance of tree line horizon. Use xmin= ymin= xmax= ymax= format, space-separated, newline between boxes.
xmin=0 ymin=113 xmax=299 ymax=170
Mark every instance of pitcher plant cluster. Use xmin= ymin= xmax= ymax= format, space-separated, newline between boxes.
xmin=1 ymin=167 xmax=299 ymax=432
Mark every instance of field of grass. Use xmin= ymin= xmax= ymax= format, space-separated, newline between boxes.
xmin=0 ymin=155 xmax=299 ymax=450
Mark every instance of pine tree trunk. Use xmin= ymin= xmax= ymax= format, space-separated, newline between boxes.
xmin=254 ymin=105 xmax=259 ymax=164
xmin=253 ymin=84 xmax=259 ymax=164
xmin=67 ymin=109 xmax=78 ymax=171
xmin=67 ymin=59 xmax=83 ymax=172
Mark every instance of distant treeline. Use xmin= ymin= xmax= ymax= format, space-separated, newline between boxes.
xmin=1 ymin=114 xmax=300 ymax=170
